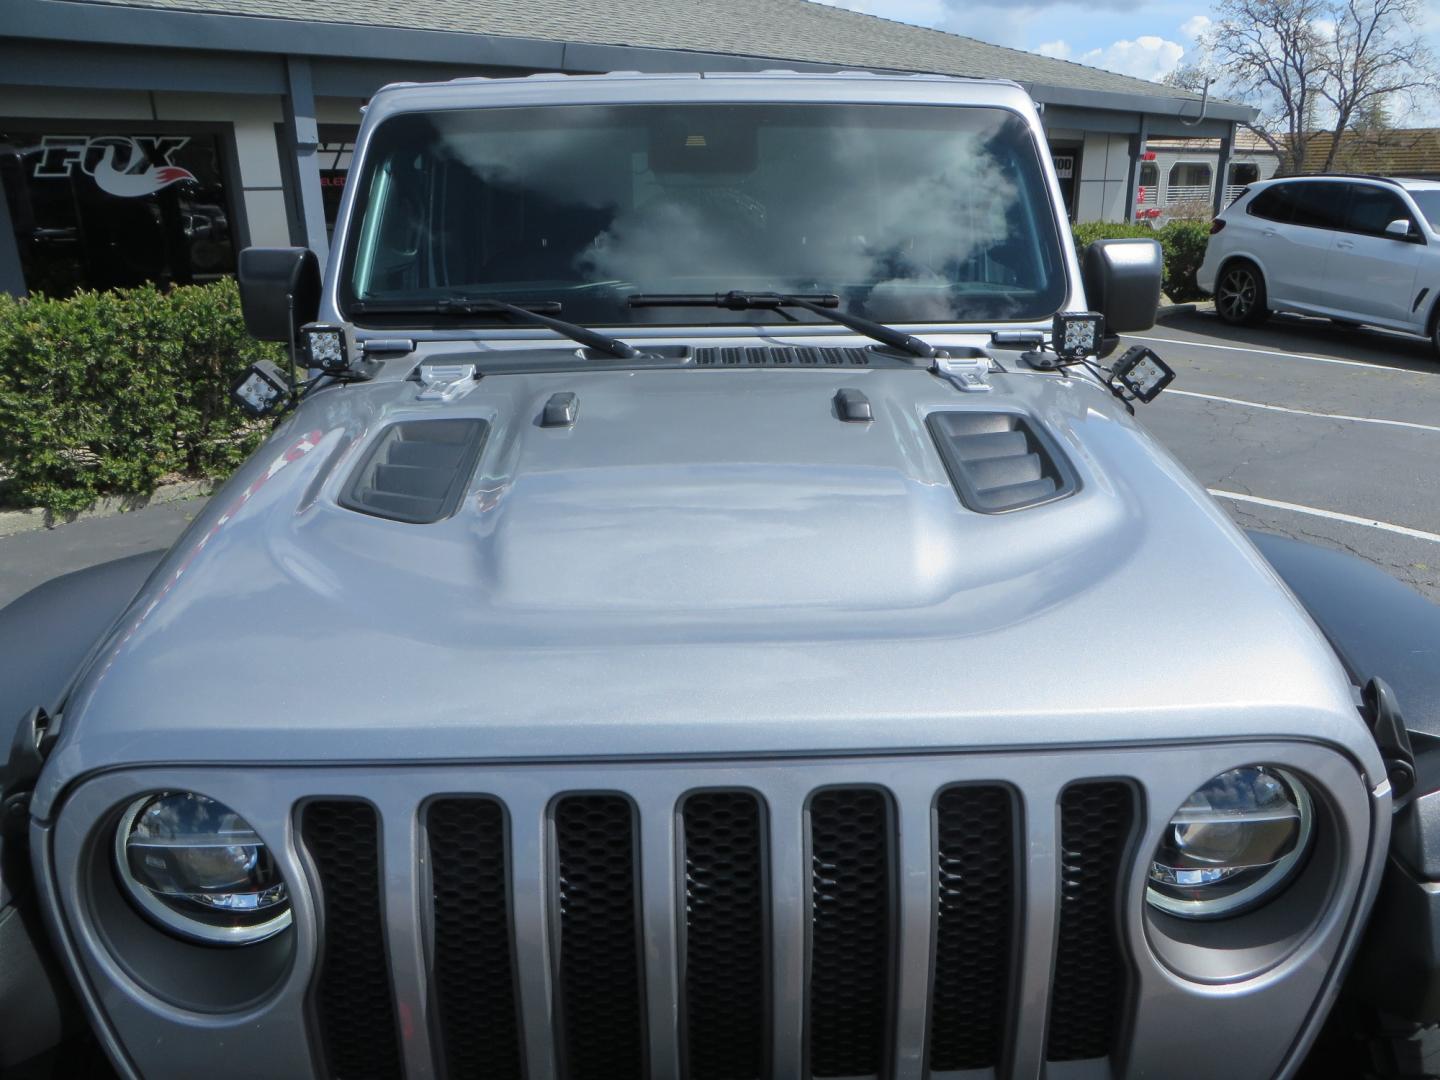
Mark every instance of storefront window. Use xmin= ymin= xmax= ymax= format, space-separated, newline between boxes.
xmin=316 ymin=133 xmax=355 ymax=234
xmin=0 ymin=124 xmax=237 ymax=297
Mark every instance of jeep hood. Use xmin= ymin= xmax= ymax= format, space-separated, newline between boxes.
xmin=44 ymin=360 xmax=1365 ymax=802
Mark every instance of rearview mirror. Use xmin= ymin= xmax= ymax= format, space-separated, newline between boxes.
xmin=237 ymin=247 xmax=321 ymax=342
xmin=1385 ymin=218 xmax=1417 ymax=240
xmin=1081 ymin=238 xmax=1163 ymax=334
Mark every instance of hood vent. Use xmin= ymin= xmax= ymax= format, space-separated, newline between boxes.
xmin=340 ymin=419 xmax=488 ymax=524
xmin=694 ymin=346 xmax=871 ymax=366
xmin=927 ymin=411 xmax=1077 ymax=513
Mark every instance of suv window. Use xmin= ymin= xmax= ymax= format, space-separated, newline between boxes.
xmin=1248 ymin=183 xmax=1296 ymax=222
xmin=1344 ymin=183 xmax=1414 ymax=237
xmin=1288 ymin=181 xmax=1349 ymax=230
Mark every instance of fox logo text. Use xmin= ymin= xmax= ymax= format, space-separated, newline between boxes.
xmin=32 ymin=135 xmax=198 ymax=198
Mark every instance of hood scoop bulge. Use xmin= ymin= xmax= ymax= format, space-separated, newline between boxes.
xmin=339 ymin=419 xmax=488 ymax=523
xmin=927 ymin=410 xmax=1077 ymax=513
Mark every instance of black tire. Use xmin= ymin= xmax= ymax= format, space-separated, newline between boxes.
xmin=1431 ymin=311 xmax=1440 ymax=360
xmin=1215 ymin=260 xmax=1270 ymax=326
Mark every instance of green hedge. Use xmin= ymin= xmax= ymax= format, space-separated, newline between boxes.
xmin=0 ymin=279 xmax=283 ymax=515
xmin=1072 ymin=219 xmax=1212 ymax=303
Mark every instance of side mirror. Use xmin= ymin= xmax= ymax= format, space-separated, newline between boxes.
xmin=1081 ymin=238 xmax=1163 ymax=334
xmin=237 ymin=247 xmax=320 ymax=342
xmin=1385 ymin=218 xmax=1417 ymax=241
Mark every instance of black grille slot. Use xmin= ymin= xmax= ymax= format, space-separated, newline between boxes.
xmin=927 ymin=410 xmax=1077 ymax=513
xmin=340 ymin=418 xmax=487 ymax=524
xmin=929 ymin=785 xmax=1016 ymax=1072
xmin=1047 ymin=781 xmax=1135 ymax=1063
xmin=808 ymin=788 xmax=893 ymax=1078
xmin=428 ymin=799 xmax=522 ymax=1080
xmin=693 ymin=346 xmax=871 ymax=366
xmin=554 ymin=795 xmax=645 ymax=1077
xmin=683 ymin=792 xmax=767 ymax=1080
xmin=301 ymin=801 xmax=402 ymax=1080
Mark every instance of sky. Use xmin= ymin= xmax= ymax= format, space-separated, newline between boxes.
xmin=812 ymin=0 xmax=1440 ymax=126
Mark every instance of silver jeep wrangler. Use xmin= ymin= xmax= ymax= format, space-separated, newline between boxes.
xmin=4 ymin=71 xmax=1440 ymax=1080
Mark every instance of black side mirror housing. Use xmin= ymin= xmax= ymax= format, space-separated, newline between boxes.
xmin=237 ymin=247 xmax=321 ymax=342
xmin=1081 ymin=238 xmax=1163 ymax=334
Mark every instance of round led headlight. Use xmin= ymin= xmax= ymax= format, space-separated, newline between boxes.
xmin=114 ymin=792 xmax=291 ymax=945
xmin=1147 ymin=766 xmax=1314 ymax=919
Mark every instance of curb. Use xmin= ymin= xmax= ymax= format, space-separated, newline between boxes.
xmin=0 ymin=479 xmax=215 ymax=539
xmin=1157 ymin=303 xmax=1197 ymax=318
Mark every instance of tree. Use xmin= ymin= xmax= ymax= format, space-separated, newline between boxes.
xmin=1200 ymin=0 xmax=1437 ymax=175
xmin=1317 ymin=0 xmax=1435 ymax=171
xmin=1204 ymin=0 xmax=1329 ymax=173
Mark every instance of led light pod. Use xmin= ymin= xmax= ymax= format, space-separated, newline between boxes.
xmin=303 ymin=323 xmax=348 ymax=373
xmin=1111 ymin=345 xmax=1175 ymax=403
xmin=1052 ymin=311 xmax=1105 ymax=361
xmin=229 ymin=360 xmax=290 ymax=418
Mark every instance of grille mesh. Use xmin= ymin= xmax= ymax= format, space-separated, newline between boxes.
xmin=683 ymin=792 xmax=767 ymax=1080
xmin=427 ymin=798 xmax=522 ymax=1080
xmin=808 ymin=788 xmax=892 ymax=1078
xmin=554 ymin=795 xmax=645 ymax=1077
xmin=1047 ymin=781 xmax=1136 ymax=1062
xmin=301 ymin=801 xmax=402 ymax=1080
xmin=928 ymin=785 xmax=1015 ymax=1071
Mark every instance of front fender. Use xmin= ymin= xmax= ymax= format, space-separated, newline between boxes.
xmin=1252 ymin=531 xmax=1440 ymax=1024
xmin=1249 ymin=530 xmax=1440 ymax=736
xmin=0 ymin=552 xmax=161 ymax=1075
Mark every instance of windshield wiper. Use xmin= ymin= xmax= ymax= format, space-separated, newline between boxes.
xmin=350 ymin=297 xmax=640 ymax=359
xmin=627 ymin=290 xmax=938 ymax=359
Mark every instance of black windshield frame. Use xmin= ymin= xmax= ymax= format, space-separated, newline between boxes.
xmin=337 ymin=101 xmax=1071 ymax=329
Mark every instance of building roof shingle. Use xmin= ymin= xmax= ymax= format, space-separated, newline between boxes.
xmin=69 ymin=0 xmax=1226 ymax=108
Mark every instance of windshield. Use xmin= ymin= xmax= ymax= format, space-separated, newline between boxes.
xmin=341 ymin=103 xmax=1067 ymax=326
xmin=1411 ymin=190 xmax=1440 ymax=232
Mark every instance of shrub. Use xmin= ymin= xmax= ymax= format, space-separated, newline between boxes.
xmin=1071 ymin=218 xmax=1213 ymax=304
xmin=0 ymin=279 xmax=283 ymax=515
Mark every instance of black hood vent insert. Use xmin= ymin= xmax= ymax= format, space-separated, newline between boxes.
xmin=927 ymin=410 xmax=1077 ymax=513
xmin=340 ymin=418 xmax=487 ymax=524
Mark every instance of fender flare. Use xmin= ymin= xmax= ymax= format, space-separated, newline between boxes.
xmin=1249 ymin=530 xmax=1440 ymax=737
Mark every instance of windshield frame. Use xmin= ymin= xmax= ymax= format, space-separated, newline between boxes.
xmin=330 ymin=94 xmax=1077 ymax=335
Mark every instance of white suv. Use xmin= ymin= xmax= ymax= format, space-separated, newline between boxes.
xmin=1197 ymin=175 xmax=1440 ymax=354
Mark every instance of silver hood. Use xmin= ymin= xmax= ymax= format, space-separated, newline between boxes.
xmin=39 ymin=352 xmax=1378 ymax=813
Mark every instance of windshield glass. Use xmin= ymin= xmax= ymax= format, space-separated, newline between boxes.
xmin=341 ymin=103 xmax=1067 ymax=326
xmin=1411 ymin=190 xmax=1440 ymax=231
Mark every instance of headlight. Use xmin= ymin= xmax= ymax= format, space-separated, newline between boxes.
xmin=1146 ymin=766 xmax=1313 ymax=919
xmin=114 ymin=792 xmax=291 ymax=945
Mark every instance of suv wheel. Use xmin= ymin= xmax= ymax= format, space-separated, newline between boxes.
xmin=1216 ymin=261 xmax=1269 ymax=326
xmin=1431 ymin=313 xmax=1440 ymax=359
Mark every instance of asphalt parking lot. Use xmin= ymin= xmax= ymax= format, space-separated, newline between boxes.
xmin=0 ymin=308 xmax=1437 ymax=609
xmin=1126 ymin=308 xmax=1440 ymax=603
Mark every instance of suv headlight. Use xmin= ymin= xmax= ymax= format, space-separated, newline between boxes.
xmin=1146 ymin=766 xmax=1314 ymax=919
xmin=114 ymin=792 xmax=291 ymax=944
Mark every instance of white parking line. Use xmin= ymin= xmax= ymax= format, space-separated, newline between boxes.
xmin=1168 ymin=388 xmax=1440 ymax=434
xmin=1129 ymin=334 xmax=1412 ymax=373
xmin=1210 ymin=490 xmax=1440 ymax=543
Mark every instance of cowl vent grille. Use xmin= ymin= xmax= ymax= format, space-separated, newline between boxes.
xmin=340 ymin=419 xmax=487 ymax=524
xmin=927 ymin=411 xmax=1077 ymax=513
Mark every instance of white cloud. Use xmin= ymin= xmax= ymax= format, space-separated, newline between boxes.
xmin=1035 ymin=40 xmax=1072 ymax=59
xmin=1078 ymin=35 xmax=1187 ymax=81
xmin=1179 ymin=14 xmax=1211 ymax=39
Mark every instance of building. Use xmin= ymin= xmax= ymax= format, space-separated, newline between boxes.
xmin=1136 ymin=130 xmax=1281 ymax=218
xmin=0 ymin=0 xmax=1256 ymax=298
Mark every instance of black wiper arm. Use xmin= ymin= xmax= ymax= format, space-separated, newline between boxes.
xmin=628 ymin=290 xmax=937 ymax=359
xmin=351 ymin=297 xmax=640 ymax=359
